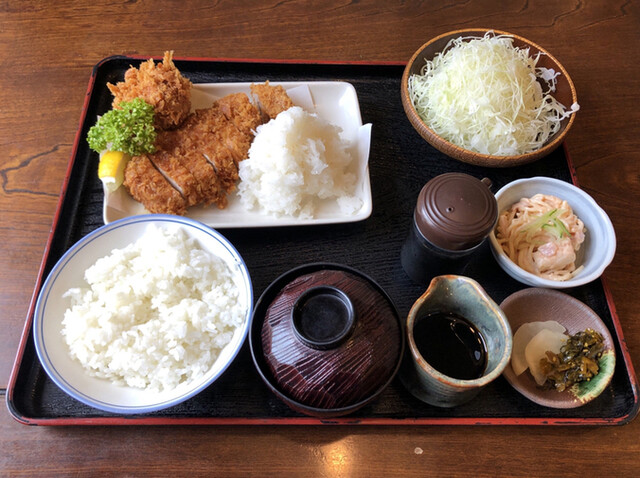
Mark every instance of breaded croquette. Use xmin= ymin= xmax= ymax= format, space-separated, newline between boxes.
xmin=108 ymin=51 xmax=192 ymax=130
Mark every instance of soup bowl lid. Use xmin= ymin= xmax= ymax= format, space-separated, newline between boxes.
xmin=249 ymin=263 xmax=404 ymax=417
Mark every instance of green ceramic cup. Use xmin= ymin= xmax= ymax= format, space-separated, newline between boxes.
xmin=400 ymin=275 xmax=512 ymax=407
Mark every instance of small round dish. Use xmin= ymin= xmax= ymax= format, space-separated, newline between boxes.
xmin=401 ymin=28 xmax=578 ymax=167
xmin=501 ymin=288 xmax=615 ymax=409
xmin=489 ymin=176 xmax=616 ymax=288
xmin=33 ymin=214 xmax=253 ymax=414
xmin=249 ymin=263 xmax=404 ymax=418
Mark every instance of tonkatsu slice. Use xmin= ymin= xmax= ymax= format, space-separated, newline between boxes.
xmin=147 ymin=149 xmax=203 ymax=207
xmin=250 ymin=81 xmax=294 ymax=120
xmin=217 ymin=93 xmax=263 ymax=135
xmin=123 ymin=155 xmax=187 ymax=215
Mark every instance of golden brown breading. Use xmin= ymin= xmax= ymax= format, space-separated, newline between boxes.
xmin=202 ymin=148 xmax=237 ymax=198
xmin=108 ymin=51 xmax=192 ymax=130
xmin=119 ymin=76 xmax=296 ymax=216
xmin=217 ymin=93 xmax=263 ymax=135
xmin=174 ymin=148 xmax=226 ymax=208
xmin=191 ymin=105 xmax=251 ymax=167
xmin=148 ymin=149 xmax=203 ymax=207
xmin=154 ymin=128 xmax=182 ymax=152
xmin=250 ymin=81 xmax=294 ymax=120
xmin=169 ymin=110 xmax=238 ymax=194
xmin=123 ymin=155 xmax=187 ymax=215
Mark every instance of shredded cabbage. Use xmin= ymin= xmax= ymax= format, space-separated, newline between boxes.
xmin=409 ymin=32 xmax=579 ymax=156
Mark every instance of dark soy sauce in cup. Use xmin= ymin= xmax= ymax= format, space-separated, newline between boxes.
xmin=413 ymin=312 xmax=487 ymax=380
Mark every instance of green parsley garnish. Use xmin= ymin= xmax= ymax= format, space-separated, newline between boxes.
xmin=87 ymin=98 xmax=157 ymax=156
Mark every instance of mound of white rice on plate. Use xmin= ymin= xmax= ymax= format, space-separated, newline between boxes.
xmin=237 ymin=106 xmax=363 ymax=218
xmin=61 ymin=224 xmax=244 ymax=392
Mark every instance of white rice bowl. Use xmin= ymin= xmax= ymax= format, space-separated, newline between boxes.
xmin=237 ymin=106 xmax=363 ymax=218
xmin=33 ymin=215 xmax=253 ymax=414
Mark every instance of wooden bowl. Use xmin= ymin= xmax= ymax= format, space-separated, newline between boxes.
xmin=401 ymin=29 xmax=578 ymax=168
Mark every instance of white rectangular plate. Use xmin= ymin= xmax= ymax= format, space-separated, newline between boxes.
xmin=103 ymin=81 xmax=373 ymax=228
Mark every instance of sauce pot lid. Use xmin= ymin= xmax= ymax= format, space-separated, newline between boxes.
xmin=415 ymin=173 xmax=498 ymax=251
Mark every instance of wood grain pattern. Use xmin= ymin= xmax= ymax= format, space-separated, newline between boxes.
xmin=1 ymin=1 xmax=639 ymax=476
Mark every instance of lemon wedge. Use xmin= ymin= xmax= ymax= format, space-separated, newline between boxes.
xmin=98 ymin=151 xmax=131 ymax=192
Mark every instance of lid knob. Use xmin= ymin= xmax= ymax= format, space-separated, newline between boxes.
xmin=292 ymin=286 xmax=355 ymax=350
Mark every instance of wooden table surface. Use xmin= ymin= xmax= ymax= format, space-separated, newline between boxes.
xmin=2 ymin=1 xmax=639 ymax=476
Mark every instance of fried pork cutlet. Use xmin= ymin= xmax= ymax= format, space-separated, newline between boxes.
xmin=177 ymin=149 xmax=228 ymax=208
xmin=166 ymin=109 xmax=239 ymax=195
xmin=108 ymin=51 xmax=192 ymax=130
xmin=217 ymin=93 xmax=263 ymax=135
xmin=156 ymin=128 xmax=227 ymax=208
xmin=123 ymin=155 xmax=187 ymax=215
xmin=154 ymin=128 xmax=181 ymax=152
xmin=250 ymin=81 xmax=294 ymax=120
xmin=202 ymin=105 xmax=254 ymax=163
xmin=147 ymin=149 xmax=203 ymax=207
xmin=121 ymin=81 xmax=295 ymax=216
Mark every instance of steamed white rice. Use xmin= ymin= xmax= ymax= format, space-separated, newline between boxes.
xmin=61 ymin=224 xmax=244 ymax=392
xmin=237 ymin=106 xmax=363 ymax=218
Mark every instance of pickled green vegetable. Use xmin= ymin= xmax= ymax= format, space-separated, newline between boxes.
xmin=539 ymin=328 xmax=605 ymax=392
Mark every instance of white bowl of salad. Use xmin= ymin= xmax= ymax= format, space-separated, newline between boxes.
xmin=489 ymin=177 xmax=616 ymax=288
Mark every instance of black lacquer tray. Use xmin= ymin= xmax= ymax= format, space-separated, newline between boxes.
xmin=6 ymin=57 xmax=639 ymax=425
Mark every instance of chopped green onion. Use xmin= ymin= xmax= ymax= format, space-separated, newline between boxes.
xmin=522 ymin=208 xmax=571 ymax=240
